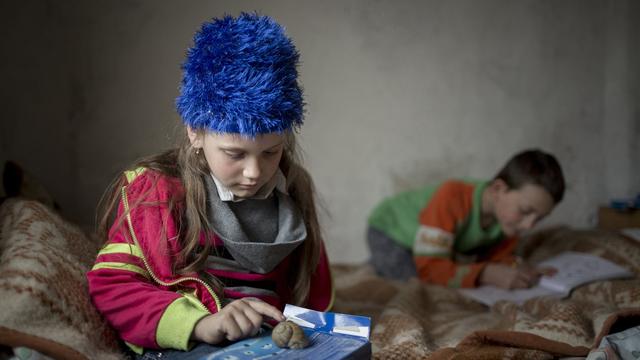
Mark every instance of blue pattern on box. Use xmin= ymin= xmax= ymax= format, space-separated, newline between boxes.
xmin=197 ymin=304 xmax=372 ymax=360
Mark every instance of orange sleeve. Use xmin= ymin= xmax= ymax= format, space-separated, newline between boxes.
xmin=413 ymin=180 xmax=520 ymax=288
xmin=485 ymin=235 xmax=518 ymax=264
xmin=413 ymin=181 xmax=478 ymax=287
xmin=414 ymin=257 xmax=486 ymax=288
xmin=418 ymin=181 xmax=473 ymax=233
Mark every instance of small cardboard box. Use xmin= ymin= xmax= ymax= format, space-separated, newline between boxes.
xmin=598 ymin=206 xmax=640 ymax=230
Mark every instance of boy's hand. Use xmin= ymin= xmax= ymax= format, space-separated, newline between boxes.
xmin=479 ymin=263 xmax=556 ymax=289
xmin=191 ymin=298 xmax=286 ymax=344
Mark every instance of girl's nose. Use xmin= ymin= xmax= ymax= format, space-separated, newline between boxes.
xmin=243 ymin=158 xmax=261 ymax=180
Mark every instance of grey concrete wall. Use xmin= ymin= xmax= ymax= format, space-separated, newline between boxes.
xmin=1 ymin=0 xmax=637 ymax=263
xmin=0 ymin=1 xmax=79 ymax=210
xmin=603 ymin=0 xmax=635 ymax=200
xmin=632 ymin=1 xmax=640 ymax=194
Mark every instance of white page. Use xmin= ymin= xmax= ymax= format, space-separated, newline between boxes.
xmin=459 ymin=251 xmax=634 ymax=306
xmin=537 ymin=252 xmax=633 ymax=293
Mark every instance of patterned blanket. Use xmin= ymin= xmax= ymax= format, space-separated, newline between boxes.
xmin=0 ymin=199 xmax=123 ymax=359
xmin=332 ymin=227 xmax=640 ymax=359
xmin=1 ymin=199 xmax=639 ymax=360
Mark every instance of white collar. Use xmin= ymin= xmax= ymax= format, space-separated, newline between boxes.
xmin=210 ymin=169 xmax=288 ymax=202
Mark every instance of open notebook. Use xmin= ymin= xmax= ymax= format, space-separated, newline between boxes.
xmin=459 ymin=251 xmax=634 ymax=306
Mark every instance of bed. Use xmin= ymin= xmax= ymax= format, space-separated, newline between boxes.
xmin=1 ymin=199 xmax=639 ymax=359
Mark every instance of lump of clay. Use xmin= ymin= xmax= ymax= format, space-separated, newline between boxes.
xmin=271 ymin=320 xmax=309 ymax=349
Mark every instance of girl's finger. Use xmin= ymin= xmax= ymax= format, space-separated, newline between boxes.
xmin=223 ymin=317 xmax=243 ymax=341
xmin=242 ymin=305 xmax=266 ymax=330
xmin=231 ymin=311 xmax=258 ymax=339
xmin=243 ymin=298 xmax=285 ymax=322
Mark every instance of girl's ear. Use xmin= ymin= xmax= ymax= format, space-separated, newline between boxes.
xmin=187 ymin=127 xmax=203 ymax=148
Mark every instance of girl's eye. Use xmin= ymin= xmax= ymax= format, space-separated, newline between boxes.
xmin=225 ymin=152 xmax=244 ymax=160
xmin=263 ymin=151 xmax=279 ymax=156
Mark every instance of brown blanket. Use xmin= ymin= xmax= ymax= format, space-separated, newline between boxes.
xmin=332 ymin=227 xmax=640 ymax=359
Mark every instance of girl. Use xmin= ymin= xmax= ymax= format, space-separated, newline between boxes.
xmin=87 ymin=13 xmax=333 ymax=358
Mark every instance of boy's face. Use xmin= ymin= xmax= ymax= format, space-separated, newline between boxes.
xmin=492 ymin=181 xmax=555 ymax=237
xmin=188 ymin=129 xmax=285 ymax=199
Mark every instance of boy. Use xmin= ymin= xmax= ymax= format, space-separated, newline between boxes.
xmin=367 ymin=149 xmax=565 ymax=289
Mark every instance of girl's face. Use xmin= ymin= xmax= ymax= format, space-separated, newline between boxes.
xmin=492 ymin=181 xmax=555 ymax=237
xmin=188 ymin=129 xmax=285 ymax=199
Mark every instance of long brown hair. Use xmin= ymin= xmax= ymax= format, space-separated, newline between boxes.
xmin=96 ymin=129 xmax=322 ymax=306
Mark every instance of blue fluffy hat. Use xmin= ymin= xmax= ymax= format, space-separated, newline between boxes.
xmin=176 ymin=13 xmax=304 ymax=137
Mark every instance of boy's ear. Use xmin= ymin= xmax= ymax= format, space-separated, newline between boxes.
xmin=186 ymin=127 xmax=203 ymax=148
xmin=489 ymin=178 xmax=509 ymax=193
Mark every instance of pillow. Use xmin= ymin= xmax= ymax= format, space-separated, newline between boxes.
xmin=0 ymin=199 xmax=124 ymax=360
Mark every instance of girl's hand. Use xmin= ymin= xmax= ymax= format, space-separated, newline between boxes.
xmin=478 ymin=263 xmax=556 ymax=289
xmin=191 ymin=298 xmax=285 ymax=344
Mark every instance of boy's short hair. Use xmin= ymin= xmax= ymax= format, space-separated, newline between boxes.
xmin=493 ymin=149 xmax=565 ymax=203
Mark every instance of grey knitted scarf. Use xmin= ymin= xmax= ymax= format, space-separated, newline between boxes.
xmin=204 ymin=175 xmax=306 ymax=274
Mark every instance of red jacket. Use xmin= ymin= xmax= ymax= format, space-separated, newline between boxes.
xmin=87 ymin=169 xmax=333 ymax=351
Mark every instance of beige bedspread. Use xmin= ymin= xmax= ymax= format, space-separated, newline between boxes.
xmin=332 ymin=227 xmax=640 ymax=359
xmin=1 ymin=199 xmax=639 ymax=359
xmin=0 ymin=199 xmax=123 ymax=359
